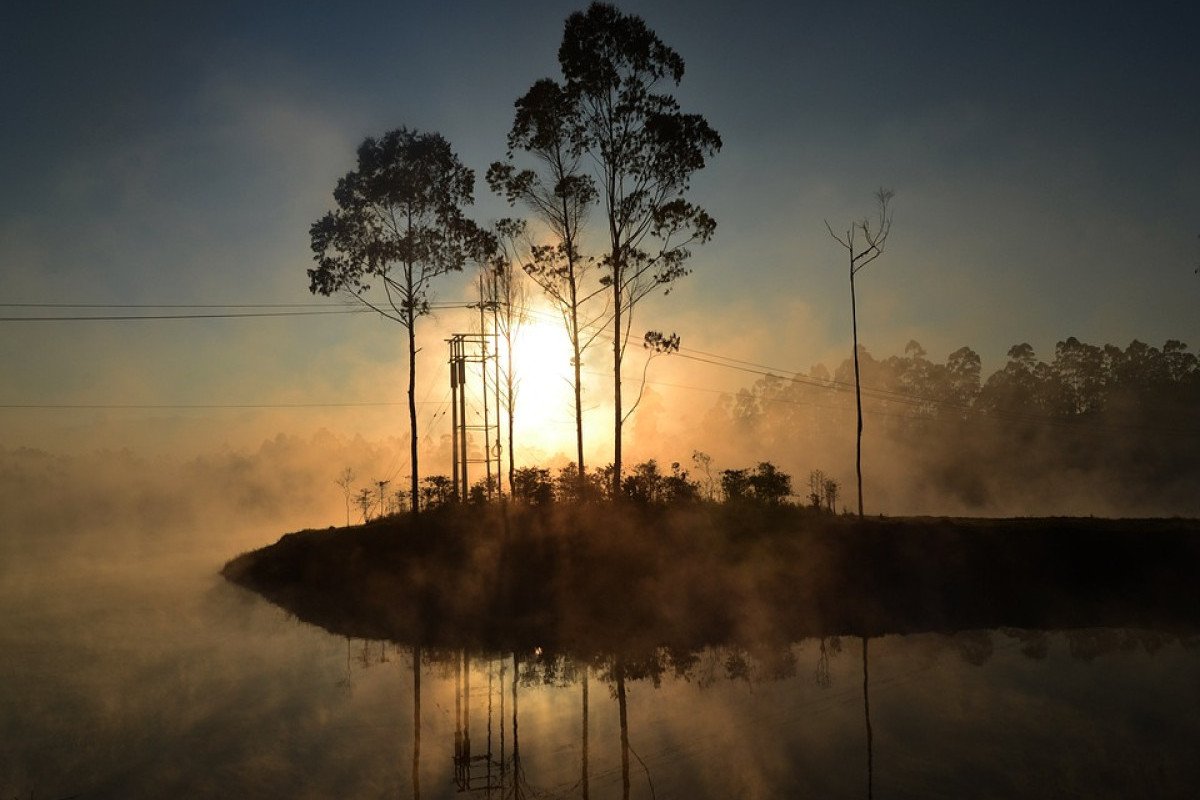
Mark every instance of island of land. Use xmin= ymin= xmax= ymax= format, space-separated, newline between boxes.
xmin=222 ymin=505 xmax=1200 ymax=654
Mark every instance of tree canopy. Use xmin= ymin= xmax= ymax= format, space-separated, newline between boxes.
xmin=309 ymin=127 xmax=492 ymax=512
xmin=556 ymin=2 xmax=722 ymax=495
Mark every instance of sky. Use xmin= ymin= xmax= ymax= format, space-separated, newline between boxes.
xmin=2 ymin=0 xmax=1198 ymax=480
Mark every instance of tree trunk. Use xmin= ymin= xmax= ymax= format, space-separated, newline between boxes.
xmin=507 ymin=341 xmax=516 ymax=498
xmin=573 ymin=309 xmax=586 ymax=479
xmin=412 ymin=645 xmax=422 ymax=800
xmin=851 ymin=265 xmax=864 ymax=518
xmin=612 ymin=275 xmax=623 ymax=498
xmin=408 ymin=314 xmax=421 ymax=513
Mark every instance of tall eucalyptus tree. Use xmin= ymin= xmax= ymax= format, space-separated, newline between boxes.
xmin=488 ymin=79 xmax=603 ymax=480
xmin=309 ymin=127 xmax=493 ymax=512
xmin=557 ymin=2 xmax=722 ymax=495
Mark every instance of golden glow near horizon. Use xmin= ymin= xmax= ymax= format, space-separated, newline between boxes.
xmin=502 ymin=307 xmax=579 ymax=447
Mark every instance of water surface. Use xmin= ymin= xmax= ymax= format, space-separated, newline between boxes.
xmin=3 ymin=532 xmax=1198 ymax=798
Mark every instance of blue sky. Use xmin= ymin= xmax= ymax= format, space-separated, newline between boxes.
xmin=2 ymin=0 xmax=1197 ymax=463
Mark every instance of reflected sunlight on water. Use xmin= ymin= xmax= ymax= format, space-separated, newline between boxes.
xmin=3 ymin=531 xmax=1200 ymax=799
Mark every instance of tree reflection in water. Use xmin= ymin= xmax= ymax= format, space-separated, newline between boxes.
xmin=363 ymin=627 xmax=1200 ymax=799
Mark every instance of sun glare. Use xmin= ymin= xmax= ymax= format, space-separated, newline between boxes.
xmin=505 ymin=314 xmax=577 ymax=437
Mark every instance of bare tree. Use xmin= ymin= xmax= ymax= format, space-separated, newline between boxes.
xmin=823 ymin=477 xmax=840 ymax=514
xmin=335 ymin=467 xmax=355 ymax=526
xmin=485 ymin=219 xmax=531 ymax=496
xmin=355 ymin=487 xmax=375 ymax=523
xmin=374 ymin=479 xmax=390 ymax=519
xmin=826 ymin=188 xmax=894 ymax=517
xmin=808 ymin=468 xmax=827 ymax=510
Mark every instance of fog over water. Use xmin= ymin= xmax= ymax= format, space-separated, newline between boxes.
xmin=4 ymin=441 xmax=1200 ymax=798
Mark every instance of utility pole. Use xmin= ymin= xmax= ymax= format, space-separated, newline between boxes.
xmin=375 ymin=479 xmax=390 ymax=518
xmin=447 ymin=332 xmax=499 ymax=503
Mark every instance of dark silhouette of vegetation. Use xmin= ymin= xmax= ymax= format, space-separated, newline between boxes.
xmin=309 ymin=127 xmax=494 ymax=512
xmin=488 ymin=81 xmax=603 ymax=480
xmin=728 ymin=336 xmax=1200 ymax=515
xmin=808 ymin=469 xmax=841 ymax=513
xmin=410 ymin=457 xmax=792 ymax=511
xmin=486 ymin=219 xmax=531 ymax=495
xmin=335 ymin=466 xmax=355 ymax=526
xmin=826 ymin=188 xmax=894 ymax=518
xmin=511 ymin=466 xmax=555 ymax=506
xmin=539 ymin=2 xmax=722 ymax=497
xmin=721 ymin=462 xmax=793 ymax=505
xmin=223 ymin=507 xmax=1200 ymax=654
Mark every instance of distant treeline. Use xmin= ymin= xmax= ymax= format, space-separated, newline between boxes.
xmin=723 ymin=338 xmax=1200 ymax=516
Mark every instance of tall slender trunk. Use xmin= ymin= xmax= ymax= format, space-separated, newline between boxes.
xmin=611 ymin=252 xmax=623 ymax=498
xmin=851 ymin=265 xmax=863 ymax=518
xmin=569 ymin=280 xmax=586 ymax=478
xmin=412 ymin=645 xmax=421 ymax=800
xmin=581 ymin=669 xmax=589 ymax=800
xmin=863 ymin=636 xmax=873 ymax=800
xmin=408 ymin=309 xmax=420 ymax=513
xmin=561 ymin=195 xmax=587 ymax=481
xmin=617 ymin=663 xmax=629 ymax=800
xmin=507 ymin=341 xmax=516 ymax=497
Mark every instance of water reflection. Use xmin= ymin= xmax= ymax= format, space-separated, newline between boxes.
xmin=6 ymin=556 xmax=1200 ymax=798
xmin=343 ymin=627 xmax=1200 ymax=800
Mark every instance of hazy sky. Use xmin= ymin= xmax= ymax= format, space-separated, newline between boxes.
xmin=3 ymin=0 xmax=1197 ymax=465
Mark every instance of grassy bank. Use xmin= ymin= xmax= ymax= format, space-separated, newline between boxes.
xmin=221 ymin=504 xmax=1200 ymax=653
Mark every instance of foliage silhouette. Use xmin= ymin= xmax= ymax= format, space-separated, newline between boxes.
xmin=309 ymin=128 xmax=493 ymax=511
xmin=224 ymin=506 xmax=1200 ymax=654
xmin=550 ymin=2 xmax=722 ymax=496
xmin=728 ymin=336 xmax=1200 ymax=515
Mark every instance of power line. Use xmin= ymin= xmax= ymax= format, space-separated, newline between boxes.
xmin=0 ymin=300 xmax=478 ymax=321
xmin=5 ymin=297 xmax=1197 ymax=436
xmin=0 ymin=302 xmax=341 ymax=308
xmin=0 ymin=309 xmax=371 ymax=321
xmin=0 ymin=401 xmax=424 ymax=410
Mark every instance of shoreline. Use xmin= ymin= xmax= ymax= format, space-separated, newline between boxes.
xmin=222 ymin=505 xmax=1200 ymax=653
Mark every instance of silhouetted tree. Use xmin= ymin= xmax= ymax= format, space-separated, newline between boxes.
xmin=555 ymin=462 xmax=605 ymax=502
xmin=419 ymin=475 xmax=455 ymax=510
xmin=374 ymin=478 xmax=390 ymax=519
xmin=748 ymin=461 xmax=792 ymax=505
xmin=662 ymin=461 xmax=700 ymax=503
xmin=826 ymin=188 xmax=894 ymax=517
xmin=355 ymin=487 xmax=374 ymax=523
xmin=808 ymin=469 xmax=827 ymax=510
xmin=823 ymin=477 xmax=840 ymax=513
xmin=335 ymin=466 xmax=355 ymax=526
xmin=468 ymin=477 xmax=496 ymax=505
xmin=720 ymin=468 xmax=751 ymax=503
xmin=721 ymin=462 xmax=791 ymax=505
xmin=691 ymin=450 xmax=717 ymax=502
xmin=487 ymin=219 xmax=530 ymax=495
xmin=622 ymin=459 xmax=664 ymax=503
xmin=556 ymin=2 xmax=722 ymax=496
xmin=489 ymin=80 xmax=603 ymax=479
xmin=309 ymin=128 xmax=493 ymax=512
xmin=512 ymin=466 xmax=555 ymax=505
xmin=621 ymin=458 xmax=698 ymax=504
xmin=390 ymin=487 xmax=410 ymax=515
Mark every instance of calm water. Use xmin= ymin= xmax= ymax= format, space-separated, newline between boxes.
xmin=4 ymin=533 xmax=1199 ymax=799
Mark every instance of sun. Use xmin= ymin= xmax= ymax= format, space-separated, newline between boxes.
xmin=498 ymin=311 xmax=579 ymax=450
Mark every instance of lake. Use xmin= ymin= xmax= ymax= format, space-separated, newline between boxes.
xmin=4 ymin=525 xmax=1199 ymax=799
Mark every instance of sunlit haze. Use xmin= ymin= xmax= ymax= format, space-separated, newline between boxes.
xmin=2 ymin=0 xmax=1198 ymax=519
xmin=4 ymin=5 xmax=1200 ymax=796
